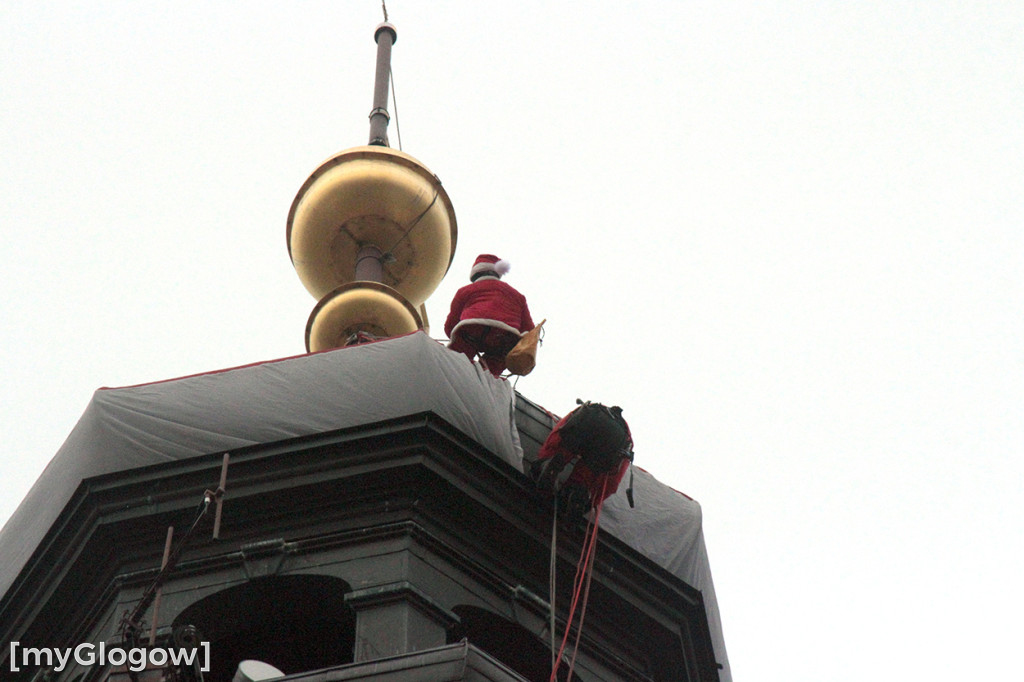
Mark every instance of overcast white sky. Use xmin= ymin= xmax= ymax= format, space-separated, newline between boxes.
xmin=2 ymin=2 xmax=1022 ymax=680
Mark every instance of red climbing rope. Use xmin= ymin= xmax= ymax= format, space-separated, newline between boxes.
xmin=549 ymin=479 xmax=609 ymax=682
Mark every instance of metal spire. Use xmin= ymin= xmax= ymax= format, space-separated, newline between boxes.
xmin=369 ymin=22 xmax=397 ymax=146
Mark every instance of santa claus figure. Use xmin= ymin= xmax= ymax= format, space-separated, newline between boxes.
xmin=444 ymin=254 xmax=534 ymax=376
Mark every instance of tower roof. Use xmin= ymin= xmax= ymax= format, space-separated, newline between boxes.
xmin=0 ymin=332 xmax=728 ymax=677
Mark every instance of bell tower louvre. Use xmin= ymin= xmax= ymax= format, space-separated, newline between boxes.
xmin=0 ymin=17 xmax=729 ymax=682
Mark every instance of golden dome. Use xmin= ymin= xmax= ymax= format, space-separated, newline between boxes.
xmin=305 ymin=281 xmax=423 ymax=352
xmin=288 ymin=145 xmax=457 ymax=307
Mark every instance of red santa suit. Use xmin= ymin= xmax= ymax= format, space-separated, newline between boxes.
xmin=445 ymin=255 xmax=534 ymax=376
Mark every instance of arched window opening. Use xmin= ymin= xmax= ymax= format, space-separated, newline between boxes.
xmin=172 ymin=575 xmax=355 ymax=682
xmin=449 ymin=605 xmax=584 ymax=682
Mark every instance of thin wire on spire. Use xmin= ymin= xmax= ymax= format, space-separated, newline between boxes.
xmin=389 ymin=66 xmax=402 ymax=150
xmin=382 ymin=0 xmax=388 ymax=22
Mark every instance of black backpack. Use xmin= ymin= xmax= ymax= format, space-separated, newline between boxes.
xmin=558 ymin=400 xmax=633 ymax=474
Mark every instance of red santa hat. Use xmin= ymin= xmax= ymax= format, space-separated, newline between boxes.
xmin=470 ymin=254 xmax=511 ymax=279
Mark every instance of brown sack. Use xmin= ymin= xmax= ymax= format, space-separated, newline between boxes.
xmin=505 ymin=319 xmax=546 ymax=376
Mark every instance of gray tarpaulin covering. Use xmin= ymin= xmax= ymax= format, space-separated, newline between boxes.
xmin=602 ymin=471 xmax=731 ymax=681
xmin=0 ymin=331 xmax=728 ymax=680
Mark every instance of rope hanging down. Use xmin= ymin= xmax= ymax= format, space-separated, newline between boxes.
xmin=548 ymin=477 xmax=609 ymax=682
xmin=549 ymin=496 xmax=558 ymax=670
